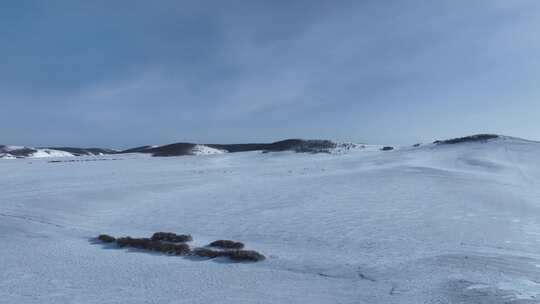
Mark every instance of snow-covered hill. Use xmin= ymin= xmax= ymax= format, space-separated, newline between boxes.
xmin=0 ymin=145 xmax=120 ymax=159
xmin=1 ymin=139 xmax=351 ymax=159
xmin=1 ymin=135 xmax=539 ymax=303
xmin=191 ymin=144 xmax=227 ymax=155
xmin=0 ymin=145 xmax=75 ymax=159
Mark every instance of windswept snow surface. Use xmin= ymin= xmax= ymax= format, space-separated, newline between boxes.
xmin=1 ymin=136 xmax=540 ymax=303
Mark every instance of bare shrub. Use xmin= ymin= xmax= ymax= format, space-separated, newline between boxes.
xmin=98 ymin=234 xmax=116 ymax=243
xmin=116 ymin=237 xmax=133 ymax=248
xmin=128 ymin=238 xmax=152 ymax=249
xmin=208 ymin=240 xmax=244 ymax=249
xmin=151 ymin=232 xmax=193 ymax=243
xmin=193 ymin=248 xmax=225 ymax=259
xmin=157 ymin=242 xmax=176 ymax=254
xmin=173 ymin=244 xmax=190 ymax=255
xmin=223 ymin=250 xmax=265 ymax=262
xmin=144 ymin=240 xmax=163 ymax=251
xmin=99 ymin=233 xmax=263 ymax=262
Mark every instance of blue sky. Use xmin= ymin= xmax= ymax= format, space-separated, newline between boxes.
xmin=1 ymin=0 xmax=539 ymax=148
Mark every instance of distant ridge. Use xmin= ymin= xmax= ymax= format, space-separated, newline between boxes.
xmin=135 ymin=139 xmax=336 ymax=157
xmin=44 ymin=147 xmax=118 ymax=156
xmin=1 ymin=139 xmax=337 ymax=159
xmin=3 ymin=134 xmax=536 ymax=160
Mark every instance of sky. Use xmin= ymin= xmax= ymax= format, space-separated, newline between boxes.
xmin=1 ymin=0 xmax=540 ymax=148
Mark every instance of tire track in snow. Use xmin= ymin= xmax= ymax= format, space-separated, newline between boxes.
xmin=0 ymin=212 xmax=64 ymax=228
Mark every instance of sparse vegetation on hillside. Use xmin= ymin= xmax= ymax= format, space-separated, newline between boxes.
xmin=434 ymin=134 xmax=499 ymax=145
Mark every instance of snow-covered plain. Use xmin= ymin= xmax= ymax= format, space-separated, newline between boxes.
xmin=1 ymin=136 xmax=540 ymax=303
